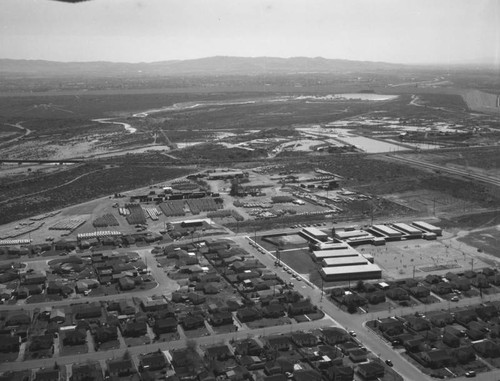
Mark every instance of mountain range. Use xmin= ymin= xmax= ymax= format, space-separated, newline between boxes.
xmin=0 ymin=56 xmax=406 ymax=77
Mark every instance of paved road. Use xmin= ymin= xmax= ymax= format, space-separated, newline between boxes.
xmin=0 ymin=319 xmax=328 ymax=372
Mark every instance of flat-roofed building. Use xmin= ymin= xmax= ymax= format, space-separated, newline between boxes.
xmin=391 ymin=223 xmax=422 ymax=238
xmin=320 ymin=263 xmax=382 ymax=282
xmin=412 ymin=221 xmax=442 ymax=236
xmin=300 ymin=227 xmax=329 ymax=242
xmin=311 ymin=248 xmax=360 ymax=261
xmin=334 ymin=230 xmax=375 ymax=245
xmin=313 ymin=241 xmax=350 ymax=251
xmin=321 ymin=256 xmax=368 ymax=268
xmin=370 ymin=225 xmax=402 ymax=241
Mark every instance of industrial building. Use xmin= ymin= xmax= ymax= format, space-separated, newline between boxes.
xmin=311 ymin=247 xmax=360 ymax=262
xmin=391 ymin=223 xmax=422 ymax=239
xmin=300 ymin=227 xmax=329 ymax=242
xmin=412 ymin=221 xmax=442 ymax=236
xmin=370 ymin=225 xmax=403 ymax=241
xmin=313 ymin=241 xmax=350 ymax=250
xmin=321 ymin=256 xmax=369 ymax=268
xmin=334 ymin=230 xmax=375 ymax=245
xmin=320 ymin=263 xmax=382 ymax=282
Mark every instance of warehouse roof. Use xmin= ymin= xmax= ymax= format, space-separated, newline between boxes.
xmin=371 ymin=224 xmax=402 ymax=237
xmin=312 ymin=248 xmax=360 ymax=260
xmin=392 ymin=223 xmax=422 ymax=235
xmin=320 ymin=262 xmax=382 ymax=275
xmin=322 ymin=256 xmax=368 ymax=267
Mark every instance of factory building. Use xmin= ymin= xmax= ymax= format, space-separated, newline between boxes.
xmin=311 ymin=247 xmax=360 ymax=262
xmin=300 ymin=227 xmax=329 ymax=242
xmin=320 ymin=263 xmax=382 ymax=282
xmin=334 ymin=230 xmax=375 ymax=246
xmin=412 ymin=221 xmax=442 ymax=236
xmin=321 ymin=256 xmax=369 ymax=268
xmin=369 ymin=225 xmax=403 ymax=241
xmin=391 ymin=223 xmax=422 ymax=239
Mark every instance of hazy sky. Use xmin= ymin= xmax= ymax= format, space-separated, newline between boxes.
xmin=1 ymin=0 xmax=499 ymax=65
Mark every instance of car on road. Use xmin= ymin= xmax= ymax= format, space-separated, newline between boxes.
xmin=451 ymin=296 xmax=459 ymax=302
xmin=349 ymin=331 xmax=356 ymax=337
xmin=465 ymin=371 xmax=476 ymax=378
xmin=385 ymin=359 xmax=393 ymax=367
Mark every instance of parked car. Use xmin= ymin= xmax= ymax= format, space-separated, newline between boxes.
xmin=385 ymin=360 xmax=393 ymax=367
xmin=465 ymin=371 xmax=476 ymax=378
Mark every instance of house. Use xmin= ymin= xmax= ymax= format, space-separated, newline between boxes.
xmin=405 ymin=317 xmax=430 ymax=332
xmin=357 ymin=362 xmax=384 ymax=379
xmin=402 ymin=335 xmax=424 ymax=352
xmin=123 ymin=321 xmax=147 ymax=337
xmin=240 ymin=355 xmax=265 ymax=370
xmin=94 ymin=326 xmax=117 ymax=344
xmin=264 ymin=358 xmax=294 ymax=375
xmin=473 ymin=340 xmax=500 ymax=358
xmin=107 ymin=358 xmax=135 ymax=377
xmin=409 ymin=286 xmax=430 ymax=298
xmin=377 ymin=319 xmax=405 ymax=337
xmin=234 ymin=339 xmax=262 ymax=356
xmin=471 ymin=275 xmax=490 ymax=289
xmin=429 ymin=312 xmax=454 ymax=327
xmin=321 ymin=328 xmax=350 ymax=345
xmin=29 ymin=334 xmax=54 ymax=352
xmin=324 ymin=365 xmax=354 ymax=381
xmin=421 ymin=349 xmax=454 ymax=369
xmin=118 ymin=301 xmax=136 ymax=315
xmin=72 ymin=303 xmax=101 ymax=319
xmin=453 ymin=346 xmax=476 ymax=364
xmin=262 ymin=304 xmax=285 ymax=318
xmin=35 ymin=369 xmax=59 ymax=381
xmin=386 ymin=287 xmax=409 ymax=301
xmin=141 ymin=352 xmax=168 ymax=371
xmin=50 ymin=309 xmax=65 ymax=324
xmin=263 ymin=375 xmax=286 ymax=381
xmin=23 ymin=272 xmax=46 ymax=285
xmin=431 ymin=282 xmax=453 ymax=295
xmin=118 ymin=277 xmax=135 ymax=291
xmin=291 ymin=332 xmax=318 ymax=347
xmin=154 ymin=317 xmax=178 ymax=334
xmin=454 ymin=278 xmax=471 ymax=291
xmin=140 ymin=297 xmax=170 ymax=312
xmin=366 ymin=291 xmax=385 ymax=304
xmin=63 ymin=329 xmax=87 ymax=346
xmin=181 ymin=314 xmax=205 ymax=330
xmin=442 ymin=331 xmax=460 ymax=348
xmin=287 ymin=300 xmax=315 ymax=317
xmin=455 ymin=309 xmax=477 ymax=325
xmin=466 ymin=329 xmax=485 ymax=341
xmin=205 ymin=345 xmax=233 ymax=361
xmin=71 ymin=363 xmax=101 ymax=381
xmin=476 ymin=305 xmax=498 ymax=321
xmin=209 ymin=311 xmax=233 ymax=326
xmin=267 ymin=336 xmax=291 ymax=351
xmin=5 ymin=312 xmax=30 ymax=326
xmin=338 ymin=342 xmax=359 ymax=355
xmin=0 ymin=335 xmax=20 ymax=353
xmin=293 ymin=370 xmax=321 ymax=381
xmin=236 ymin=308 xmax=260 ymax=323
xmin=348 ymin=348 xmax=367 ymax=363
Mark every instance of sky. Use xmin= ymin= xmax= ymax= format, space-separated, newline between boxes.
xmin=1 ymin=0 xmax=499 ymax=65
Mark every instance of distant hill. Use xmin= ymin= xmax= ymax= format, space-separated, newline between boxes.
xmin=0 ymin=56 xmax=405 ymax=77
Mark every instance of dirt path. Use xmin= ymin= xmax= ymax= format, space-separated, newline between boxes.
xmin=1 ymin=121 xmax=31 ymax=147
